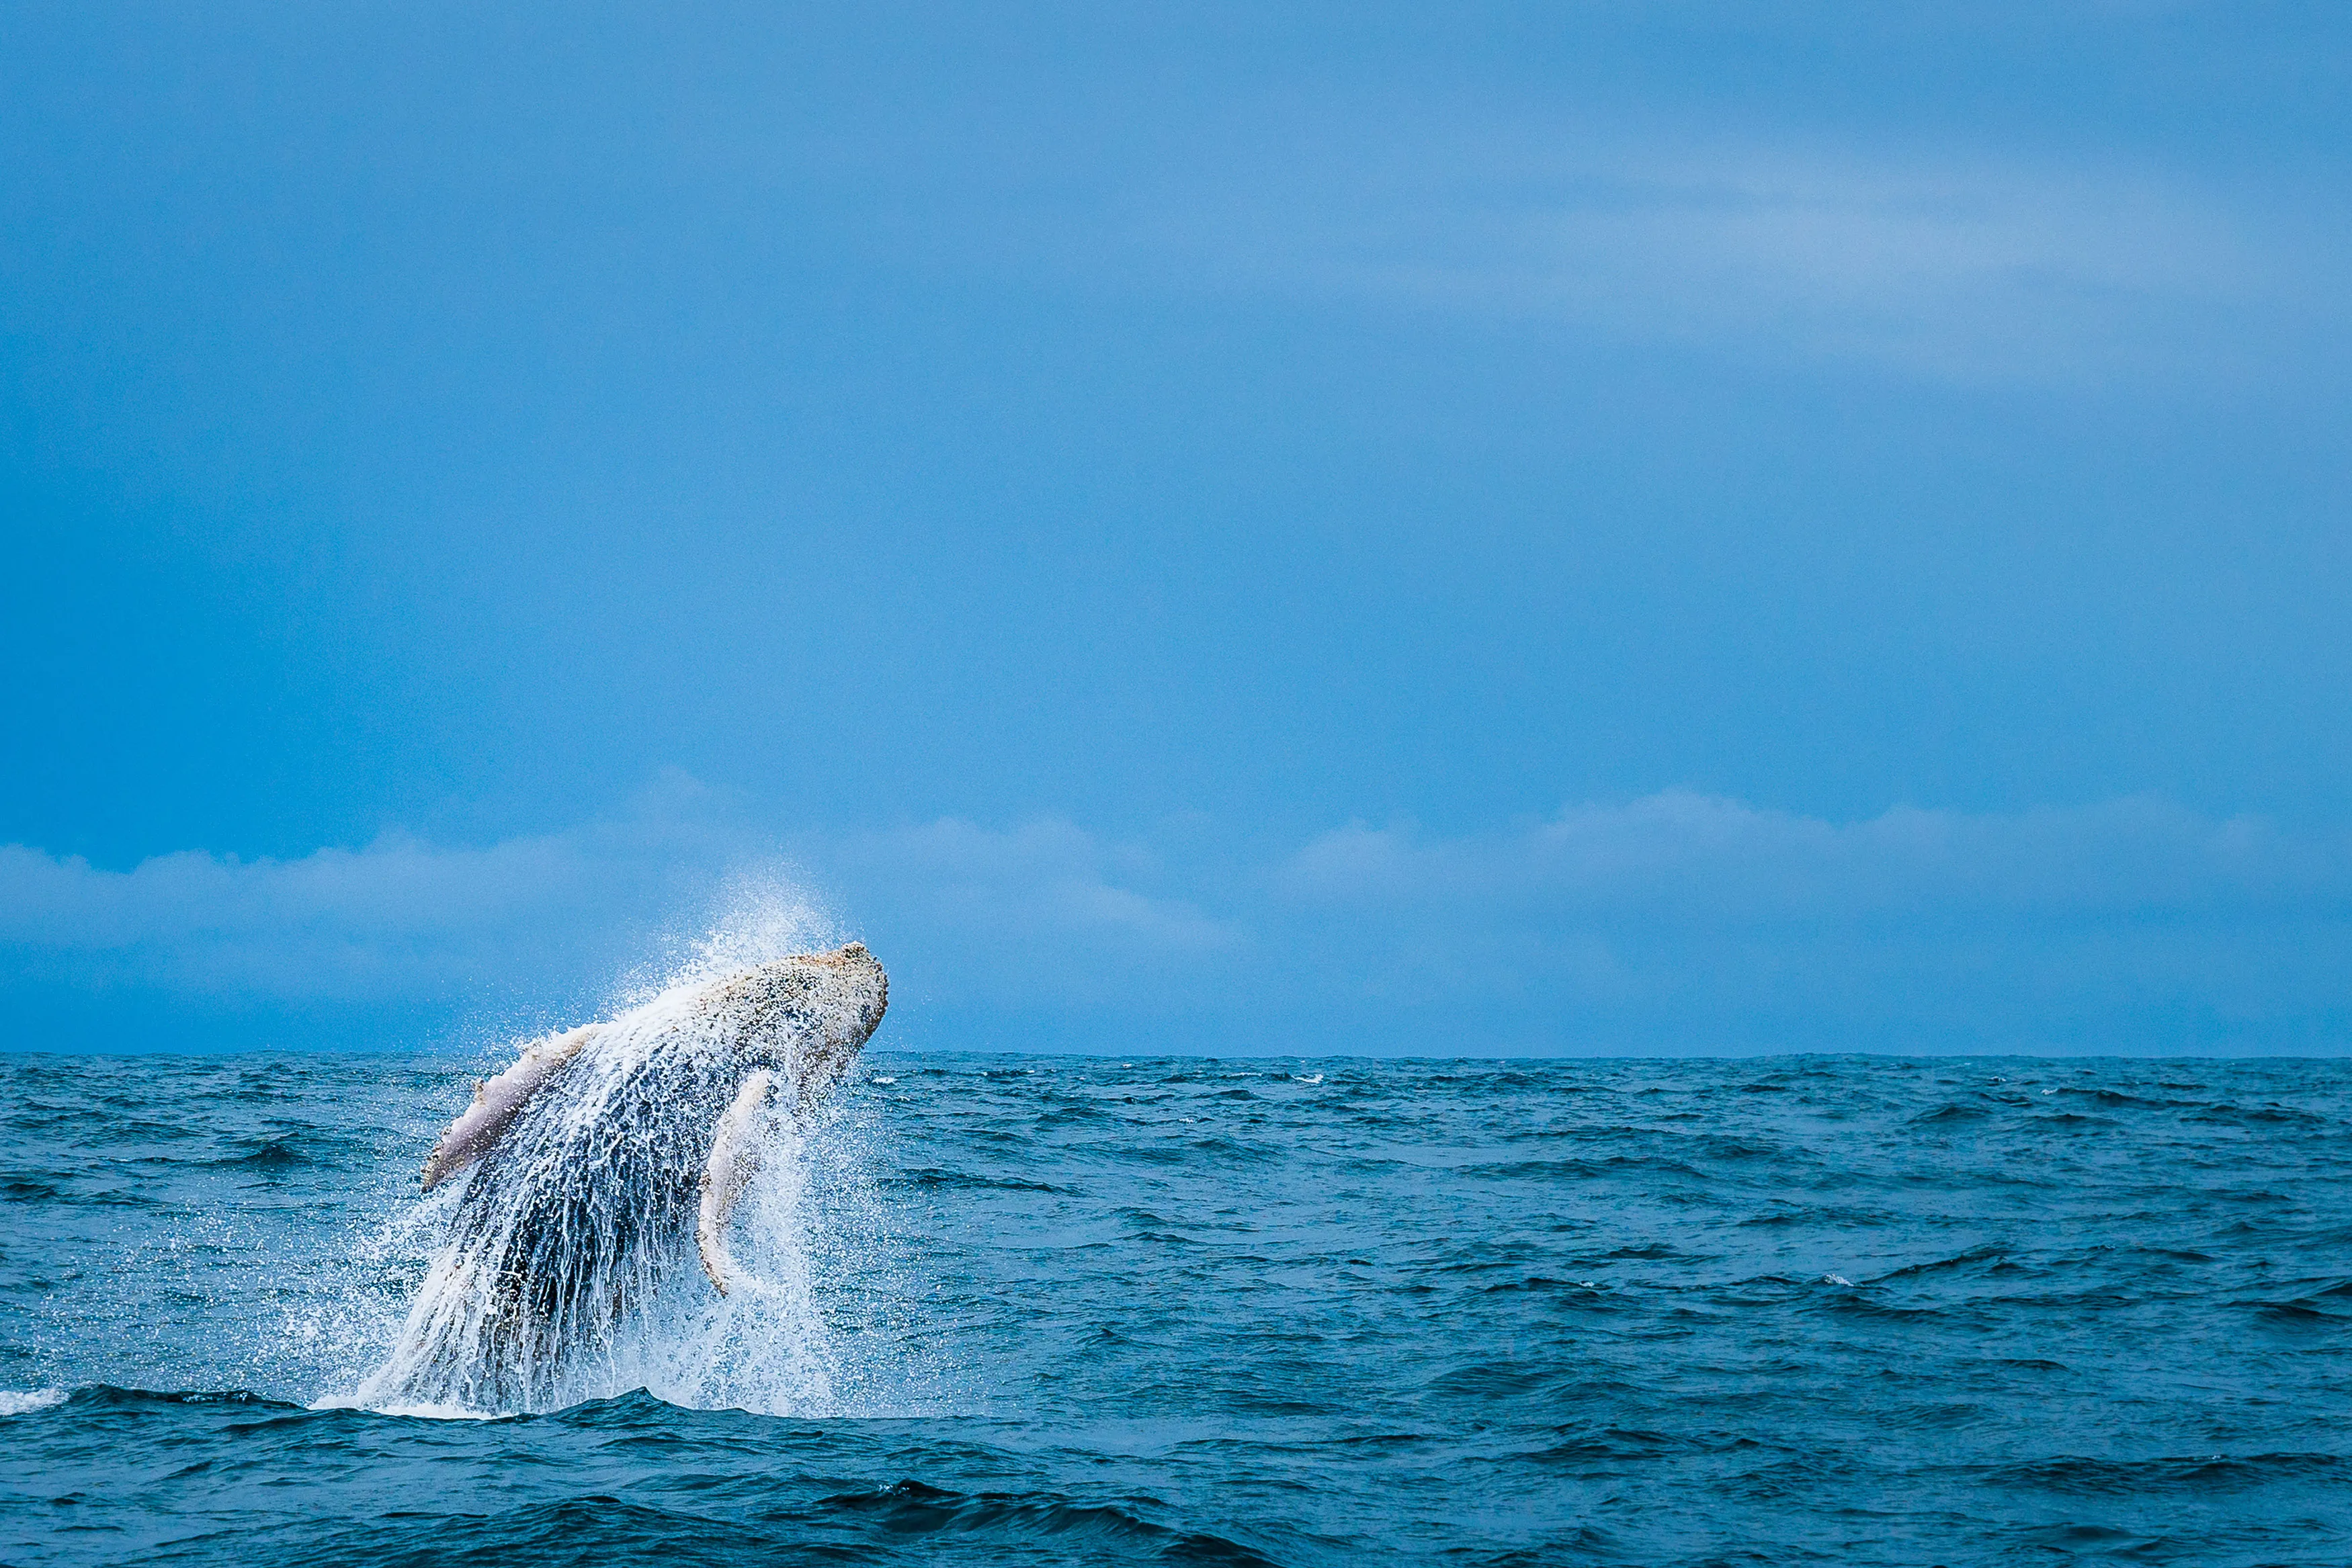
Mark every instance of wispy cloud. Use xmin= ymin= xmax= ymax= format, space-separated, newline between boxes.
xmin=1277 ymin=791 xmax=2352 ymax=922
xmin=1115 ymin=124 xmax=2333 ymax=382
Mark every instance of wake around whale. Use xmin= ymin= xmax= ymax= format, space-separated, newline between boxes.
xmin=358 ymin=943 xmax=887 ymax=1413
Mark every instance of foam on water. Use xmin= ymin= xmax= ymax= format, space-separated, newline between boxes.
xmin=0 ymin=1389 xmax=67 ymax=1416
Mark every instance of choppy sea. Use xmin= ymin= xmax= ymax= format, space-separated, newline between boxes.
xmin=3 ymin=1051 xmax=2349 ymax=1566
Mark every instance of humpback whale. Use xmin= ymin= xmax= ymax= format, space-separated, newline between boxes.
xmin=360 ymin=942 xmax=886 ymax=1412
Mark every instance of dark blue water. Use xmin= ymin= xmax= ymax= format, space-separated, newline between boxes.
xmin=4 ymin=1052 xmax=2350 ymax=1565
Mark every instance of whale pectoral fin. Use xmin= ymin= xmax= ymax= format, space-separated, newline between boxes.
xmin=698 ymin=1069 xmax=776 ymax=1296
xmin=420 ymin=1025 xmax=596 ymax=1191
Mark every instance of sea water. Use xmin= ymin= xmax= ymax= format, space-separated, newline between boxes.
xmin=3 ymin=1051 xmax=2349 ymax=1565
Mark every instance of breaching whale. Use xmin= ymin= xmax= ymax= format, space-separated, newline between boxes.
xmin=359 ymin=942 xmax=887 ymax=1412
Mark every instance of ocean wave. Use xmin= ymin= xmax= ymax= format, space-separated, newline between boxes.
xmin=821 ymin=1479 xmax=1282 ymax=1565
xmin=1982 ymin=1452 xmax=2348 ymax=1493
xmin=8 ymin=1051 xmax=2352 ymax=1567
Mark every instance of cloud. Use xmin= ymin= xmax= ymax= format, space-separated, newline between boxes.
xmin=796 ymin=817 xmax=1235 ymax=1016
xmin=1116 ymin=125 xmax=2335 ymax=383
xmin=1277 ymin=791 xmax=2352 ymax=922
xmin=0 ymin=785 xmax=1230 ymax=1026
xmin=819 ymin=818 xmax=1230 ymax=952
xmin=1267 ymin=793 xmax=2352 ymax=1049
xmin=5 ymin=781 xmax=2351 ymax=1053
xmin=0 ymin=779 xmax=743 ymax=1004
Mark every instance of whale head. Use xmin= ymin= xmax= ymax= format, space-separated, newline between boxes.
xmin=695 ymin=941 xmax=888 ymax=1098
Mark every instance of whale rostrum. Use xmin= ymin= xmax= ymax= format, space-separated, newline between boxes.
xmin=361 ymin=942 xmax=887 ymax=1412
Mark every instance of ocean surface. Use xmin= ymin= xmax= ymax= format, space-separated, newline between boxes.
xmin=3 ymin=1051 xmax=2350 ymax=1566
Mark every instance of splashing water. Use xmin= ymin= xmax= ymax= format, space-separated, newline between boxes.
xmin=344 ymin=882 xmax=886 ymax=1418
xmin=613 ymin=867 xmax=844 ymax=1012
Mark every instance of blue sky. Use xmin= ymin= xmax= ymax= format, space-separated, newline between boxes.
xmin=5 ymin=3 xmax=2349 ymax=1054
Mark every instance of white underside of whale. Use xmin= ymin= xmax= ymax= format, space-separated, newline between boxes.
xmin=419 ymin=1024 xmax=599 ymax=1192
xmin=696 ymin=1068 xmax=775 ymax=1295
